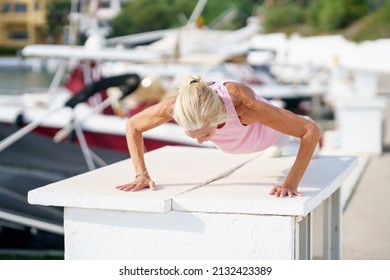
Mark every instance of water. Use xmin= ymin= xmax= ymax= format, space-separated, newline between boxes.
xmin=0 ymin=59 xmax=63 ymax=258
xmin=0 ymin=67 xmax=54 ymax=95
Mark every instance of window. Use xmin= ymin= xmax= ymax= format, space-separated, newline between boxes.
xmin=2 ymin=3 xmax=10 ymax=12
xmin=14 ymin=3 xmax=27 ymax=12
xmin=10 ymin=31 xmax=28 ymax=40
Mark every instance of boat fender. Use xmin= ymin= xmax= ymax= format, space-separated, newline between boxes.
xmin=64 ymin=73 xmax=140 ymax=108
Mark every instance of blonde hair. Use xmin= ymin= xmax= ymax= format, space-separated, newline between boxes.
xmin=172 ymin=75 xmax=227 ymax=131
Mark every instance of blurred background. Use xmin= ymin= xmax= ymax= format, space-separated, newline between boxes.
xmin=0 ymin=0 xmax=389 ymax=260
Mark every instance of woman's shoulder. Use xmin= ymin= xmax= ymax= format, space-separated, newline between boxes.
xmin=163 ymin=94 xmax=178 ymax=103
xmin=224 ymin=81 xmax=256 ymax=106
xmin=148 ymin=94 xmax=177 ymax=116
xmin=165 ymin=93 xmax=178 ymax=105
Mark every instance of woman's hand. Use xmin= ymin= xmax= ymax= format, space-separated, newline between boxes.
xmin=269 ymin=184 xmax=300 ymax=198
xmin=116 ymin=176 xmax=156 ymax=192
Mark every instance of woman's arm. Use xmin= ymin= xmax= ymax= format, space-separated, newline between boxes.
xmin=116 ymin=95 xmax=176 ymax=192
xmin=226 ymin=82 xmax=321 ymax=197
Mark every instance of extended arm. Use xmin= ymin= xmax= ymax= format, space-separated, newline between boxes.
xmin=226 ymin=82 xmax=321 ymax=197
xmin=116 ymin=95 xmax=176 ymax=191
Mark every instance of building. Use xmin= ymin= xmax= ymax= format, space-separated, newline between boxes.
xmin=0 ymin=0 xmax=123 ymax=50
xmin=0 ymin=0 xmax=48 ymax=49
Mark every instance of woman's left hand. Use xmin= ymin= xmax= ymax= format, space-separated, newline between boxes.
xmin=269 ymin=184 xmax=300 ymax=198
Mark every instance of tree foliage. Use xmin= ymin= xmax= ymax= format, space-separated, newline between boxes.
xmin=263 ymin=2 xmax=304 ymax=31
xmin=108 ymin=0 xmax=263 ymax=38
xmin=307 ymin=0 xmax=369 ymax=32
xmin=107 ymin=0 xmax=390 ymax=41
xmin=351 ymin=0 xmax=390 ymax=41
xmin=46 ymin=0 xmax=71 ymax=42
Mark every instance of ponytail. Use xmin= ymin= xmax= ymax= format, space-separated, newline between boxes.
xmin=173 ymin=75 xmax=227 ymax=131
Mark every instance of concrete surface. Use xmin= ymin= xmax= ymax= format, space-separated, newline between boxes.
xmin=30 ymin=145 xmax=355 ymax=260
xmin=342 ymin=90 xmax=390 ymax=259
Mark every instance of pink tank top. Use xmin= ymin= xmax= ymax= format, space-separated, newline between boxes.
xmin=210 ymin=80 xmax=282 ymax=154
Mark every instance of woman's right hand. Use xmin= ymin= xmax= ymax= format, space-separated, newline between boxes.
xmin=116 ymin=175 xmax=156 ymax=192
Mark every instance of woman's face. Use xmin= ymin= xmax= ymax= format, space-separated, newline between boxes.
xmin=186 ymin=125 xmax=217 ymax=144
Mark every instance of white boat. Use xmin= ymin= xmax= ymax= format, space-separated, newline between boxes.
xmin=0 ymin=0 xmax=267 ymax=157
xmin=0 ymin=0 xmax=332 ymax=162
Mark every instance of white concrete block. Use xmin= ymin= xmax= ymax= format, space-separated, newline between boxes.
xmin=28 ymin=146 xmax=358 ymax=260
xmin=354 ymin=72 xmax=378 ymax=97
xmin=335 ymin=97 xmax=386 ymax=154
xmin=64 ymin=207 xmax=295 ymax=260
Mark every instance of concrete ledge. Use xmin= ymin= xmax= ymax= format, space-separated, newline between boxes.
xmin=28 ymin=146 xmax=259 ymax=213
xmin=28 ymin=147 xmax=356 ymax=216
xmin=173 ymin=155 xmax=357 ymax=216
xmin=28 ymin=146 xmax=358 ymax=259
